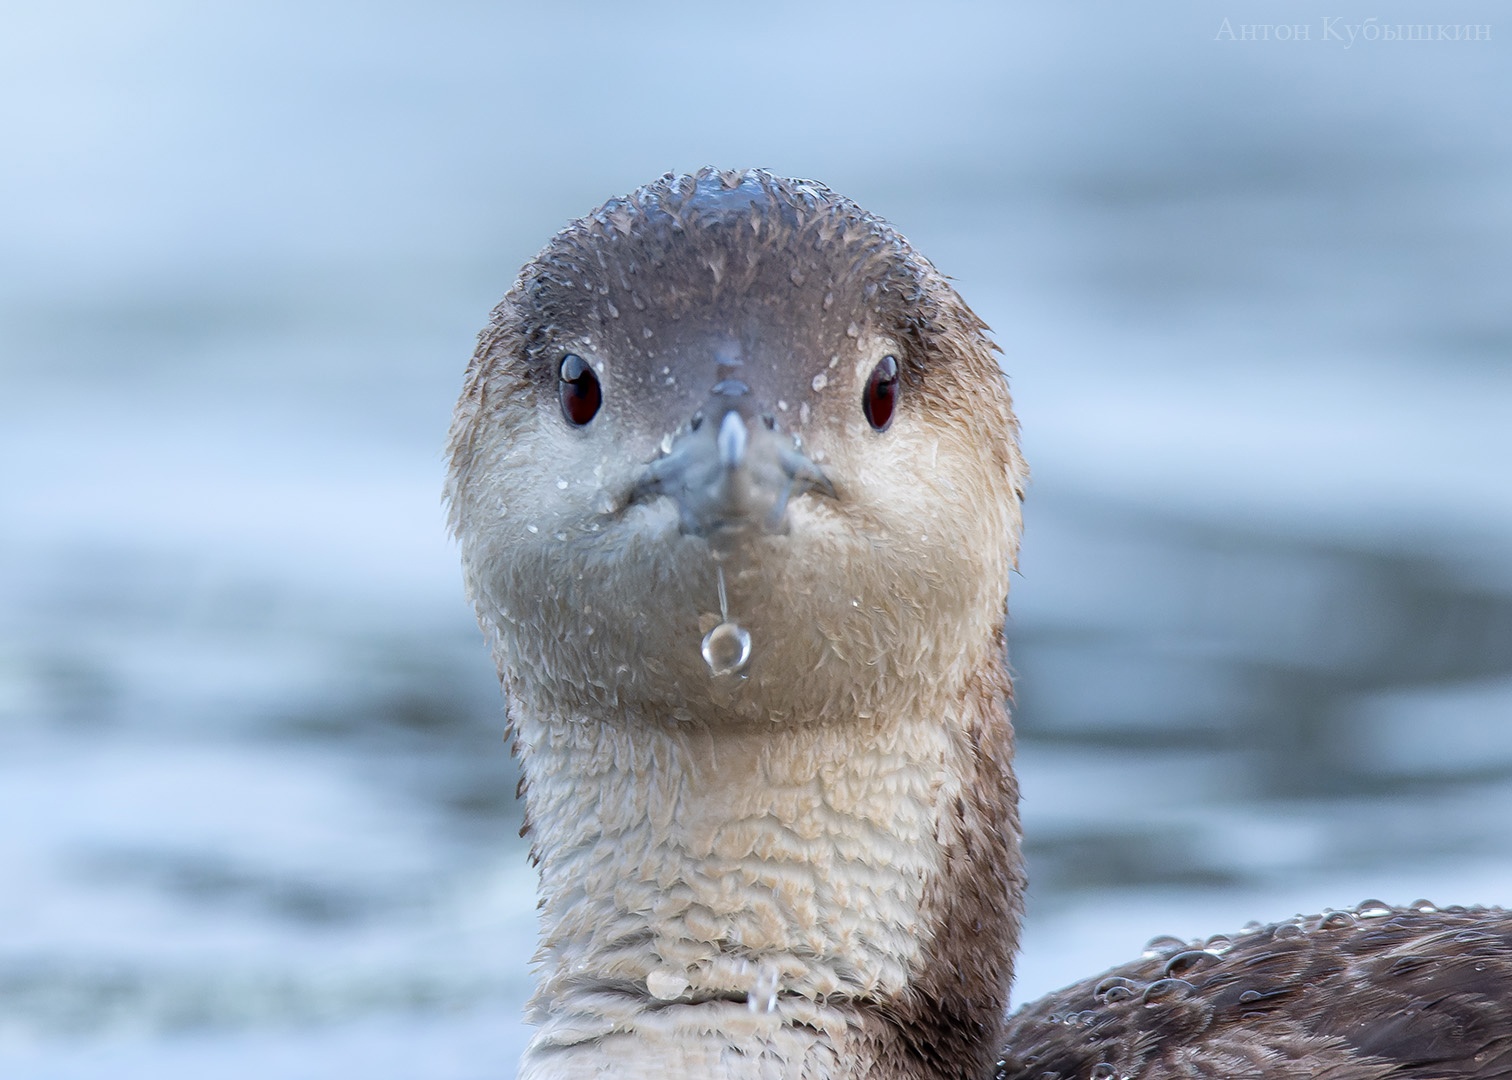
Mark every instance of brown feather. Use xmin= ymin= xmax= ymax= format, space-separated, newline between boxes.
xmin=998 ymin=906 xmax=1512 ymax=1080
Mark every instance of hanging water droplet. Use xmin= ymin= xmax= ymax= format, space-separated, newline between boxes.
xmin=702 ymin=621 xmax=751 ymax=676
xmin=660 ymin=432 xmax=674 ymax=455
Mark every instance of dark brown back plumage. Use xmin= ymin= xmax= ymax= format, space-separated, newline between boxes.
xmin=997 ymin=905 xmax=1512 ymax=1080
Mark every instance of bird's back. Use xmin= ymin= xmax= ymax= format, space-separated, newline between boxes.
xmin=997 ymin=905 xmax=1512 ymax=1080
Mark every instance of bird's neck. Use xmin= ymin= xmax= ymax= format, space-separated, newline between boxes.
xmin=509 ymin=653 xmax=1024 ymax=1080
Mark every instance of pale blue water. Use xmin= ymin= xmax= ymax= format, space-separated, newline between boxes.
xmin=2 ymin=2 xmax=1509 ymax=1076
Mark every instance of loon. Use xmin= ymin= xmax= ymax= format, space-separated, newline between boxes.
xmin=446 ymin=169 xmax=1512 ymax=1079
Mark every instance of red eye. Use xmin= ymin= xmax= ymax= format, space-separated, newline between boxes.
xmin=558 ymin=354 xmax=601 ymax=425
xmin=862 ymin=355 xmax=899 ymax=431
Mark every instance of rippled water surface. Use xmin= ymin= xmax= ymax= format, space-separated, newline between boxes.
xmin=2 ymin=2 xmax=1509 ymax=1076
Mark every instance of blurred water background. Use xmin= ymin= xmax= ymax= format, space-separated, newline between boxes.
xmin=2 ymin=1 xmax=1509 ymax=1076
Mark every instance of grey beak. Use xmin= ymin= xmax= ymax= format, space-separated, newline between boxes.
xmin=718 ymin=411 xmax=748 ymax=469
xmin=632 ymin=404 xmax=836 ymax=539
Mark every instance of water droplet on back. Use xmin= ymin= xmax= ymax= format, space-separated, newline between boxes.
xmin=1142 ymin=978 xmax=1195 ymax=1006
xmin=1095 ymin=976 xmax=1137 ymax=1004
xmin=1164 ymin=950 xmax=1221 ymax=978
xmin=1141 ymin=935 xmax=1187 ymax=958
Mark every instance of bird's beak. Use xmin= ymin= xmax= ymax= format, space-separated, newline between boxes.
xmin=631 ymin=399 xmax=836 ymax=540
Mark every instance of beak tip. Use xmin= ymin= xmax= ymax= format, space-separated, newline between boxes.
xmin=717 ymin=411 xmax=748 ymax=468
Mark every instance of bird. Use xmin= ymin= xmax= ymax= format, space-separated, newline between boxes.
xmin=445 ymin=168 xmax=1512 ymax=1079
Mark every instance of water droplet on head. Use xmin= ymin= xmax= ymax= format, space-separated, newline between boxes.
xmin=556 ymin=478 xmax=569 ymax=490
xmin=1355 ymin=899 xmax=1392 ymax=918
xmin=1410 ymin=898 xmax=1437 ymax=913
xmin=702 ymin=621 xmax=752 ymax=677
xmin=1318 ymin=911 xmax=1355 ymax=931
xmin=1090 ymin=1064 xmax=1118 ymax=1080
xmin=811 ymin=373 xmax=828 ymax=392
xmin=660 ymin=433 xmax=674 ymax=455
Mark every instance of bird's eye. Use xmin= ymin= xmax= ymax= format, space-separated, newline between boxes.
xmin=558 ymin=354 xmax=601 ymax=425
xmin=862 ymin=355 xmax=899 ymax=431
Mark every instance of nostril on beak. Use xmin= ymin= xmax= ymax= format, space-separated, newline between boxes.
xmin=717 ymin=412 xmax=747 ymax=468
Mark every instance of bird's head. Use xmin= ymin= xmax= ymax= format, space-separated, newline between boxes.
xmin=447 ymin=169 xmax=1026 ymax=723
